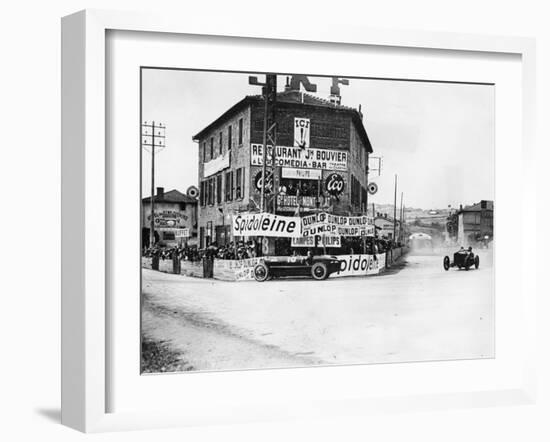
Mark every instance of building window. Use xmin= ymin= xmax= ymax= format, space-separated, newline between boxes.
xmin=163 ymin=231 xmax=175 ymax=241
xmin=227 ymin=125 xmax=232 ymax=150
xmin=219 ymin=132 xmax=223 ymax=155
xmin=208 ymin=178 xmax=215 ymax=205
xmin=236 ymin=168 xmax=243 ymax=199
xmin=200 ymin=181 xmax=206 ymax=206
xmin=202 ymin=142 xmax=206 ymax=162
xmin=210 ymin=137 xmax=214 ymax=159
xmin=238 ymin=118 xmax=243 ymax=146
xmin=351 ymin=175 xmax=361 ymax=208
xmin=216 ymin=174 xmax=222 ymax=204
xmin=206 ymin=221 xmax=213 ymax=247
xmin=225 ymin=171 xmax=233 ymax=201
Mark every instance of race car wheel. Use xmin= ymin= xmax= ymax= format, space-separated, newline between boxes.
xmin=311 ymin=262 xmax=329 ymax=280
xmin=443 ymin=256 xmax=450 ymax=271
xmin=474 ymin=255 xmax=480 ymax=269
xmin=253 ymin=262 xmax=270 ymax=282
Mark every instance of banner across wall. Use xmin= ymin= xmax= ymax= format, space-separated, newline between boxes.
xmin=232 ymin=213 xmax=302 ymax=238
xmin=232 ymin=212 xmax=375 ymax=238
xmin=301 ymin=212 xmax=374 ymax=237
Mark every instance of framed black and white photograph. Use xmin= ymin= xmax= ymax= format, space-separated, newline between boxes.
xmin=61 ymin=10 xmax=538 ymax=433
xmin=139 ymin=68 xmax=496 ymax=374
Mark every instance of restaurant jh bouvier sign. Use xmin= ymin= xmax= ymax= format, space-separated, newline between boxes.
xmin=251 ymin=144 xmax=348 ymax=171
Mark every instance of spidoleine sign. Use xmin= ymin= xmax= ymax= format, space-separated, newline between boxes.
xmin=232 ymin=212 xmax=374 ymax=238
xmin=214 ymin=253 xmax=386 ymax=281
xmin=232 ymin=213 xmax=302 ymax=238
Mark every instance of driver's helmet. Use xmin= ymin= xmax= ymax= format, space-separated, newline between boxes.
xmin=468 ymin=246 xmax=472 ymax=252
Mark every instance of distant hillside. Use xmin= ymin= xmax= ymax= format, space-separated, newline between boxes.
xmin=371 ymin=204 xmax=454 ymax=224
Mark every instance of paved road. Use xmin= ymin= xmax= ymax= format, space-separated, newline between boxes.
xmin=142 ymin=249 xmax=494 ymax=372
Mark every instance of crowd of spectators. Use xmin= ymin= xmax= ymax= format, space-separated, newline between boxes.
xmin=142 ymin=236 xmax=404 ymax=263
xmin=142 ymin=245 xmax=201 ymax=262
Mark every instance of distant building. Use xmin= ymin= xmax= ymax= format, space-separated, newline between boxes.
xmin=456 ymin=200 xmax=493 ymax=245
xmin=374 ymin=213 xmax=401 ymax=240
xmin=192 ymin=85 xmax=373 ymax=249
xmin=141 ymin=187 xmax=198 ymax=247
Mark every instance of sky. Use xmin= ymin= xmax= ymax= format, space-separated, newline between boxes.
xmin=141 ymin=69 xmax=494 ymax=210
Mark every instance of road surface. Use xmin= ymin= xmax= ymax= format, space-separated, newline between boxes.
xmin=141 ymin=249 xmax=494 ymax=372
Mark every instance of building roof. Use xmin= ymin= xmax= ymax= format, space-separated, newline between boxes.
xmin=191 ymin=90 xmax=373 ymax=153
xmin=374 ymin=214 xmax=400 ymax=224
xmin=458 ymin=200 xmax=494 ymax=213
xmin=142 ymin=189 xmax=197 ymax=204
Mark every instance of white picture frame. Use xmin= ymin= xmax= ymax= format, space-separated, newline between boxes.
xmin=61 ymin=9 xmax=537 ymax=433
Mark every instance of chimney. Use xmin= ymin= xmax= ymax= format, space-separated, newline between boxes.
xmin=284 ymin=76 xmax=291 ymax=92
xmin=157 ymin=187 xmax=164 ymax=198
xmin=459 ymin=204 xmax=463 ymax=211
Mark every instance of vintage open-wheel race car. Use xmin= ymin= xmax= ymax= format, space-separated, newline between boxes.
xmin=443 ymin=249 xmax=480 ymax=271
xmin=253 ymin=255 xmax=342 ymax=282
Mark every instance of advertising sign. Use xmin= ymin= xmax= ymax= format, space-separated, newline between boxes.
xmin=367 ymin=182 xmax=378 ymax=195
xmin=204 ymin=151 xmax=230 ymax=177
xmin=251 ymin=144 xmax=347 ymax=171
xmin=325 ymin=173 xmax=345 ymax=196
xmin=254 ymin=170 xmax=274 ymax=194
xmin=330 ymin=253 xmax=386 ymax=277
xmin=174 ymin=228 xmax=190 ymax=238
xmin=232 ymin=213 xmax=302 ymax=238
xmin=149 ymin=210 xmax=189 ymax=228
xmin=301 ymin=212 xmax=374 ymax=237
xmin=294 ymin=117 xmax=310 ymax=148
xmin=281 ymin=167 xmax=321 ymax=180
xmin=214 ymin=257 xmax=263 ymax=281
xmin=291 ymin=235 xmax=341 ymax=248
xmin=276 ymin=194 xmax=331 ymax=211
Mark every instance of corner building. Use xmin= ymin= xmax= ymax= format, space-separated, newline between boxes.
xmin=192 ymin=86 xmax=373 ymax=250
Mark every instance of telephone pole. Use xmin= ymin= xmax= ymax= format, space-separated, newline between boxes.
xmin=399 ymin=192 xmax=403 ymax=241
xmin=393 ymin=174 xmax=398 ymax=242
xmin=249 ymin=74 xmax=277 ymax=212
xmin=142 ymin=121 xmax=166 ymax=248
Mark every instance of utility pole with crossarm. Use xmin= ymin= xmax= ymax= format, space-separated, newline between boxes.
xmin=142 ymin=121 xmax=166 ymax=248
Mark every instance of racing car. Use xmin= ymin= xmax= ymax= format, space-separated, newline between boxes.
xmin=443 ymin=247 xmax=480 ymax=271
xmin=253 ymin=255 xmax=342 ymax=281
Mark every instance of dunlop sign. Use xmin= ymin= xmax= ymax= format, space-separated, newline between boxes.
xmin=251 ymin=144 xmax=348 ymax=171
xmin=301 ymin=212 xmax=374 ymax=237
xmin=232 ymin=213 xmax=302 ymax=238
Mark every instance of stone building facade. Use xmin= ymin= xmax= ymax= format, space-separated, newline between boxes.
xmin=192 ymin=85 xmax=373 ymax=249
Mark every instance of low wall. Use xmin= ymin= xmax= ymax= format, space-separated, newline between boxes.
xmin=214 ymin=258 xmax=264 ymax=282
xmin=142 ymin=248 xmax=407 ymax=281
xmin=141 ymin=257 xmax=203 ymax=278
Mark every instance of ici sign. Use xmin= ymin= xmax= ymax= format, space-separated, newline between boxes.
xmin=325 ymin=173 xmax=345 ymax=196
